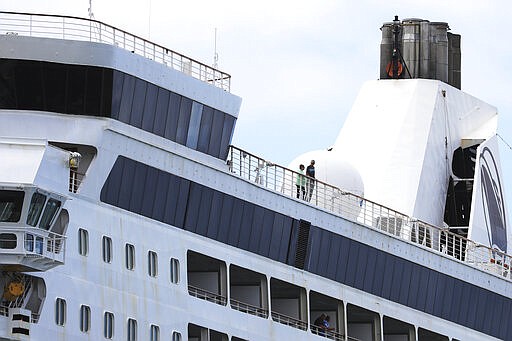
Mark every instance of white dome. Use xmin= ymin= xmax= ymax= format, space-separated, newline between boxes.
xmin=289 ymin=150 xmax=364 ymax=220
xmin=289 ymin=149 xmax=364 ymax=197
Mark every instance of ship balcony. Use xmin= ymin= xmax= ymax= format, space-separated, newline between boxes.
xmin=0 ymin=227 xmax=65 ymax=271
xmin=0 ymin=186 xmax=68 ymax=272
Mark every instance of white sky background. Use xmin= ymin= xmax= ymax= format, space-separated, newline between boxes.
xmin=2 ymin=0 xmax=512 ymax=216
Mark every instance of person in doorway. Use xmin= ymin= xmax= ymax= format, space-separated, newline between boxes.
xmin=306 ymin=159 xmax=316 ymax=201
xmin=296 ymin=164 xmax=306 ymax=199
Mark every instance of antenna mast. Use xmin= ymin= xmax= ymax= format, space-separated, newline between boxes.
xmin=213 ymin=28 xmax=219 ymax=69
xmin=88 ymin=0 xmax=94 ymax=20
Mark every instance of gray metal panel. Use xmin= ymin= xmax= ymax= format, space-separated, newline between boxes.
xmin=164 ymin=92 xmax=181 ymax=141
xmin=217 ymin=195 xmax=234 ymax=243
xmin=162 ymin=176 xmax=180 ymax=225
xmin=398 ymin=261 xmax=412 ymax=306
xmin=335 ymin=237 xmax=351 ymax=283
xmin=208 ymin=109 xmax=224 ymax=157
xmin=277 ymin=216 xmax=293 ymax=263
xmin=219 ymin=114 xmax=236 ymax=159
xmin=316 ymin=229 xmax=332 ymax=277
xmin=268 ymin=213 xmax=284 ymax=261
xmin=305 ymin=226 xmax=321 ymax=273
xmin=248 ymin=205 xmax=265 ymax=254
xmin=326 ymin=233 xmax=342 ymax=279
xmin=258 ymin=210 xmax=275 ymax=257
xmin=173 ymin=178 xmax=190 ymax=227
xmin=432 ymin=273 xmax=446 ymax=316
xmin=117 ymin=155 xmax=136 ymax=210
xmin=362 ymin=246 xmax=377 ymax=293
xmin=440 ymin=276 xmax=454 ymax=319
xmin=380 ymin=253 xmax=395 ymax=298
xmin=371 ymin=250 xmax=386 ymax=295
xmin=186 ymin=101 xmax=203 ymax=149
xmin=354 ymin=243 xmax=368 ymax=289
xmin=197 ymin=106 xmax=214 ymax=154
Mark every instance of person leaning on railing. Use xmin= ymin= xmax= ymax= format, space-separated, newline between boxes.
xmin=296 ymin=164 xmax=306 ymax=200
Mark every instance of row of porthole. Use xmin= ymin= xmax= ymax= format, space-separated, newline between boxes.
xmin=54 ymin=298 xmax=182 ymax=340
xmin=77 ymin=228 xmax=180 ymax=283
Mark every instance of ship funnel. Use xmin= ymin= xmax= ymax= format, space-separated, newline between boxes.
xmin=379 ymin=17 xmax=461 ymax=89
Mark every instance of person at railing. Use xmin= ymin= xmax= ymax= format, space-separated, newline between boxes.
xmin=321 ymin=315 xmax=335 ymax=336
xmin=306 ymin=160 xmax=316 ymax=202
xmin=313 ymin=313 xmax=326 ymax=334
xmin=296 ymin=164 xmax=306 ymax=200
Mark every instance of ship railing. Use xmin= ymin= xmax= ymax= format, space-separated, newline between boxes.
xmin=187 ymin=285 xmax=227 ymax=306
xmin=69 ymin=169 xmax=85 ymax=193
xmin=0 ymin=305 xmax=7 ymax=317
xmin=227 ymin=145 xmax=512 ymax=281
xmin=0 ymin=226 xmax=66 ymax=262
xmin=0 ymin=11 xmax=231 ymax=91
xmin=271 ymin=310 xmax=308 ymax=330
xmin=229 ymin=298 xmax=269 ymax=318
xmin=310 ymin=324 xmax=346 ymax=340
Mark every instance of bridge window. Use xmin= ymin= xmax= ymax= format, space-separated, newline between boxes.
xmin=39 ymin=198 xmax=61 ymax=230
xmin=26 ymin=192 xmax=46 ymax=226
xmin=0 ymin=233 xmax=17 ymax=249
xmin=0 ymin=190 xmax=24 ymax=223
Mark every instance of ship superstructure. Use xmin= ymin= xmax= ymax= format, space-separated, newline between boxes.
xmin=0 ymin=12 xmax=510 ymax=341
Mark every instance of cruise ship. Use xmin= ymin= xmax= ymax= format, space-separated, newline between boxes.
xmin=0 ymin=12 xmax=511 ymax=341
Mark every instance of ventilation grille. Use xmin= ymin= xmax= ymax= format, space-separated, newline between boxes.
xmin=294 ymin=220 xmax=311 ymax=269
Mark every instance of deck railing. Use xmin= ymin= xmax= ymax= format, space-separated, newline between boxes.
xmin=271 ymin=310 xmax=308 ymax=330
xmin=0 ymin=11 xmax=231 ymax=91
xmin=311 ymin=324 xmax=347 ymax=340
xmin=188 ymin=285 xmax=227 ymax=306
xmin=230 ymin=298 xmax=269 ymax=318
xmin=227 ymin=145 xmax=512 ymax=281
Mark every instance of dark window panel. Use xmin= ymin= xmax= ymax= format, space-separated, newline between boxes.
xmin=362 ymin=246 xmax=377 ymax=292
xmin=398 ymin=261 xmax=412 ymax=305
xmin=344 ymin=241 xmax=360 ymax=287
xmin=42 ymin=62 xmax=66 ymax=113
xmin=217 ymin=195 xmax=234 ymax=243
xmin=175 ymin=96 xmax=192 ymax=145
xmin=174 ymin=178 xmax=190 ymax=227
xmin=416 ymin=267 xmax=430 ymax=311
xmin=277 ymin=216 xmax=293 ymax=263
xmin=140 ymin=165 xmax=159 ymax=218
xmin=186 ymin=101 xmax=203 ymax=149
xmin=0 ymin=59 xmax=18 ymax=108
xmin=285 ymin=219 xmax=299 ymax=266
xmin=268 ymin=213 xmax=285 ymax=261
xmin=111 ymin=71 xmax=124 ymax=119
xmin=248 ymin=205 xmax=265 ymax=254
xmin=118 ymin=74 xmax=135 ymax=123
xmin=130 ymin=78 xmax=147 ymax=128
xmin=101 ymin=69 xmax=113 ymax=117
xmin=196 ymin=187 xmax=213 ymax=236
xmin=354 ymin=243 xmax=368 ymax=289
xmin=67 ymin=64 xmax=86 ymax=115
xmin=16 ymin=61 xmax=44 ymax=111
xmin=117 ymin=156 xmax=136 ymax=210
xmin=219 ymin=114 xmax=236 ymax=159
xmin=100 ymin=157 xmax=124 ymax=205
xmin=197 ymin=105 xmax=214 ymax=153
xmin=208 ymin=109 xmax=224 ymax=157
xmin=315 ymin=230 xmax=332 ymax=276
xmin=152 ymin=169 xmax=170 ymax=222
xmin=390 ymin=256 xmax=404 ymax=301
xmin=227 ymin=199 xmax=244 ymax=247
xmin=206 ymin=191 xmax=224 ymax=239
xmin=163 ymin=176 xmax=180 ymax=225
xmin=141 ymin=83 xmax=158 ymax=131
xmin=237 ymin=202 xmax=255 ymax=250
xmin=164 ymin=92 xmax=181 ymax=140
xmin=153 ymin=88 xmax=170 ymax=137
xmin=440 ymin=276 xmax=454 ymax=319
xmin=424 ymin=271 xmax=438 ymax=314
xmin=335 ymin=237 xmax=351 ymax=284
xmin=184 ymin=183 xmax=202 ymax=232
xmin=325 ymin=233 xmax=341 ymax=279
xmin=128 ymin=160 xmax=148 ymax=213
xmin=84 ymin=67 xmax=102 ymax=115
xmin=258 ymin=210 xmax=275 ymax=257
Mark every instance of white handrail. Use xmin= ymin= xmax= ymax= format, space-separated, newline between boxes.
xmin=0 ymin=11 xmax=231 ymax=91
xmin=227 ymin=145 xmax=512 ymax=282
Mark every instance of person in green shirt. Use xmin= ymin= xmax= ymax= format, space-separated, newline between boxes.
xmin=296 ymin=164 xmax=306 ymax=200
